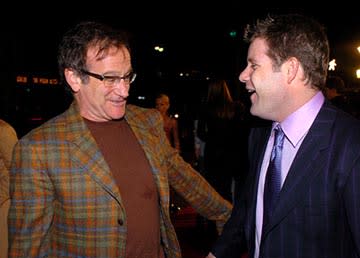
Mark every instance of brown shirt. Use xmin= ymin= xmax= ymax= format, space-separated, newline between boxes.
xmin=85 ymin=118 xmax=164 ymax=258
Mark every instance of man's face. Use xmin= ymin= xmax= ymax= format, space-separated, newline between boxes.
xmin=239 ymin=38 xmax=288 ymax=122
xmin=73 ymin=45 xmax=133 ymax=122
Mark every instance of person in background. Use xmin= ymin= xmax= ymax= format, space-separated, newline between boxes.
xmin=324 ymin=75 xmax=350 ymax=112
xmin=155 ymin=93 xmax=186 ymax=210
xmin=0 ymin=119 xmax=17 ymax=258
xmin=193 ymin=118 xmax=206 ymax=174
xmin=8 ymin=21 xmax=232 ymax=258
xmin=207 ymin=13 xmax=360 ymax=258
xmin=155 ymin=93 xmax=181 ymax=152
xmin=197 ymin=79 xmax=248 ymax=204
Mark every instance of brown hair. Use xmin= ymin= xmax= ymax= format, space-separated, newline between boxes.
xmin=244 ymin=13 xmax=329 ymax=91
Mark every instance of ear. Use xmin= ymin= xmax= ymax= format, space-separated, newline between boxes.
xmin=285 ymin=57 xmax=300 ymax=84
xmin=64 ymin=68 xmax=82 ymax=92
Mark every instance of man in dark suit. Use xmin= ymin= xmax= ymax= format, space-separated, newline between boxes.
xmin=207 ymin=13 xmax=360 ymax=258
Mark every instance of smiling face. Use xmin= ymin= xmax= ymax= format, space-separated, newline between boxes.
xmin=239 ymin=38 xmax=289 ymax=122
xmin=67 ymin=45 xmax=133 ymax=122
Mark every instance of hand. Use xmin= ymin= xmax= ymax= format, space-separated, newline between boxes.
xmin=206 ymin=252 xmax=216 ymax=258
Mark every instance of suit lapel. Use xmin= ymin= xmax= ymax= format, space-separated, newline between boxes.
xmin=64 ymin=102 xmax=122 ymax=203
xmin=262 ymin=104 xmax=336 ymax=235
xmin=125 ymin=105 xmax=170 ymax=208
xmin=246 ymin=126 xmax=271 ymax=248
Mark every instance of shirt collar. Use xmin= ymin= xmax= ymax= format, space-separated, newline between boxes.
xmin=276 ymin=91 xmax=325 ymax=147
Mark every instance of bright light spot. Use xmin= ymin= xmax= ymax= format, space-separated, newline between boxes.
xmin=174 ymin=113 xmax=179 ymax=119
xmin=154 ymin=46 xmax=164 ymax=52
xmin=357 ymin=46 xmax=360 ymax=54
xmin=356 ymin=69 xmax=360 ymax=78
xmin=328 ymin=59 xmax=337 ymax=71
xmin=229 ymin=30 xmax=237 ymax=37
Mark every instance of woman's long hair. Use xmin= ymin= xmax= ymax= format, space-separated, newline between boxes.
xmin=206 ymin=79 xmax=234 ymax=120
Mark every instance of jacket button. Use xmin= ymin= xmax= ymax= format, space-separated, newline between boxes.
xmin=118 ymin=219 xmax=124 ymax=225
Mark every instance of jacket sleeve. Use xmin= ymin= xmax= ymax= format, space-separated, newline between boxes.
xmin=8 ymin=138 xmax=54 ymax=257
xmin=155 ymin=115 xmax=232 ymax=230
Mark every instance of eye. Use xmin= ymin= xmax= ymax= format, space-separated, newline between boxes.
xmin=104 ymin=77 xmax=117 ymax=84
xmin=122 ymin=75 xmax=130 ymax=82
xmin=250 ymin=63 xmax=258 ymax=70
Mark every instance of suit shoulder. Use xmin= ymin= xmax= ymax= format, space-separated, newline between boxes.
xmin=337 ymin=116 xmax=360 ymax=146
xmin=127 ymin=104 xmax=158 ymax=115
xmin=333 ymin=108 xmax=360 ymax=132
xmin=126 ymin=104 xmax=162 ymax=125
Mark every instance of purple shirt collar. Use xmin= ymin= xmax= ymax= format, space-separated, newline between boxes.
xmin=276 ymin=91 xmax=325 ymax=147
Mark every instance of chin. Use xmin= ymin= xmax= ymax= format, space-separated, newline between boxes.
xmin=110 ymin=111 xmax=125 ymax=120
xmin=250 ymin=106 xmax=258 ymax=116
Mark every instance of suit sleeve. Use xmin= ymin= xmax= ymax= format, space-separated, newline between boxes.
xmin=343 ymin=147 xmax=360 ymax=255
xmin=8 ymin=139 xmax=54 ymax=257
xmin=149 ymin=109 xmax=233 ymax=230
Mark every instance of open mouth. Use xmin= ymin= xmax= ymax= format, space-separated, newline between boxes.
xmin=246 ymin=88 xmax=256 ymax=97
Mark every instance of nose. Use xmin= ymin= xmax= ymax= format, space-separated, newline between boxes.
xmin=113 ymin=80 xmax=130 ymax=97
xmin=239 ymin=66 xmax=250 ymax=83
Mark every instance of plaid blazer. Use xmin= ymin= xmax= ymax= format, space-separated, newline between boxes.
xmin=8 ymin=102 xmax=232 ymax=258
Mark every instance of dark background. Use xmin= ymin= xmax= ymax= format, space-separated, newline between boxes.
xmin=1 ymin=5 xmax=360 ymax=136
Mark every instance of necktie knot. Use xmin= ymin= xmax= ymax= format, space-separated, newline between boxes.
xmin=273 ymin=125 xmax=285 ymax=148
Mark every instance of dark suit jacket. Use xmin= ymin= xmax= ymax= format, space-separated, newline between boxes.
xmin=212 ymin=101 xmax=360 ymax=258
